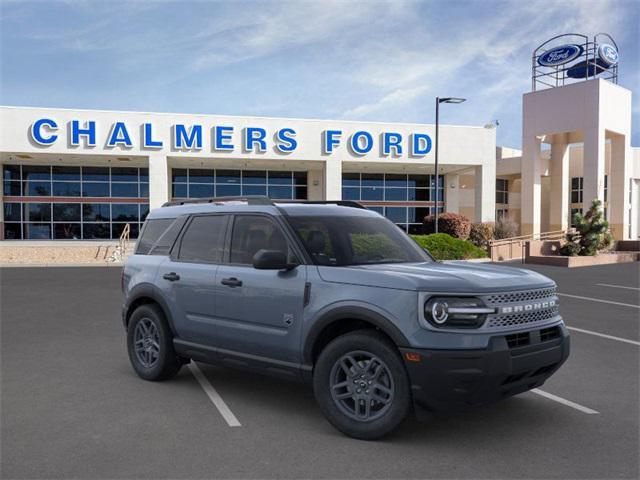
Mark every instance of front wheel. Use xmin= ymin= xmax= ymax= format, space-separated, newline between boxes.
xmin=313 ymin=330 xmax=411 ymax=440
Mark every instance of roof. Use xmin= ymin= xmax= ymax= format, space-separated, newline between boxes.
xmin=147 ymin=197 xmax=375 ymax=220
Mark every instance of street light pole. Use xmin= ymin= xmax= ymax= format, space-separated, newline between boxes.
xmin=433 ymin=96 xmax=466 ymax=234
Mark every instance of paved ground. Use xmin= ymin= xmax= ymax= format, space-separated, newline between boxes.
xmin=1 ymin=262 xmax=638 ymax=479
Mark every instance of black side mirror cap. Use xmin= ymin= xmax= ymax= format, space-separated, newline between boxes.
xmin=252 ymin=249 xmax=296 ymax=270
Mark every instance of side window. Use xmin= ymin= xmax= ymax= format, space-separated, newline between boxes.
xmin=136 ymin=218 xmax=174 ymax=255
xmin=230 ymin=215 xmax=290 ymax=265
xmin=177 ymin=215 xmax=227 ymax=263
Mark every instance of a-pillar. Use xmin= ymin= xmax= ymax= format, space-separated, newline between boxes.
xmin=549 ymin=134 xmax=570 ymax=232
xmin=324 ymin=159 xmax=342 ymax=200
xmin=521 ymin=135 xmax=543 ymax=236
xmin=148 ymin=153 xmax=170 ymax=210
xmin=609 ymin=133 xmax=631 ymax=239
xmin=582 ymin=126 xmax=606 ymax=212
xmin=474 ymin=163 xmax=495 ymax=223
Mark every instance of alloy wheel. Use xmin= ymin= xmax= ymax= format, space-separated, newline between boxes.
xmin=329 ymin=350 xmax=395 ymax=422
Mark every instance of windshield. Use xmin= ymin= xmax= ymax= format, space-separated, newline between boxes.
xmin=287 ymin=215 xmax=432 ymax=266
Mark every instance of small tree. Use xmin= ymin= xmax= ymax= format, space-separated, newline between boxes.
xmin=560 ymin=199 xmax=613 ymax=256
xmin=469 ymin=222 xmax=495 ymax=250
xmin=494 ymin=216 xmax=519 ymax=240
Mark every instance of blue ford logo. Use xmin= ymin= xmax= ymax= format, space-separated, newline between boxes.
xmin=538 ymin=44 xmax=583 ymax=67
xmin=598 ymin=44 xmax=618 ymax=66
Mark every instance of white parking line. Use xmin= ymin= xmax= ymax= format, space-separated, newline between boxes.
xmin=188 ymin=362 xmax=242 ymax=427
xmin=567 ymin=326 xmax=640 ymax=346
xmin=558 ymin=293 xmax=640 ymax=309
xmin=531 ymin=389 xmax=599 ymax=414
xmin=596 ymin=283 xmax=640 ymax=291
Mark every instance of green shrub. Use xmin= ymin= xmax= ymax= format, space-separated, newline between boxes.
xmin=560 ymin=199 xmax=613 ymax=256
xmin=423 ymin=212 xmax=471 ymax=240
xmin=469 ymin=222 xmax=495 ymax=250
xmin=411 ymin=233 xmax=487 ymax=260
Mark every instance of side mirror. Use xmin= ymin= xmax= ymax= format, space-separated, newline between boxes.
xmin=252 ymin=249 xmax=296 ymax=270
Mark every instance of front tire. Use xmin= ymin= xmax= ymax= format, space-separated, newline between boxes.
xmin=127 ymin=304 xmax=182 ymax=381
xmin=313 ymin=330 xmax=411 ymax=440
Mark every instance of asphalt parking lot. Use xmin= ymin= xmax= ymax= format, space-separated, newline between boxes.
xmin=1 ymin=262 xmax=639 ymax=479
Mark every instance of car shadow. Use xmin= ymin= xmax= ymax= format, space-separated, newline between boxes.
xmin=192 ymin=361 xmax=578 ymax=444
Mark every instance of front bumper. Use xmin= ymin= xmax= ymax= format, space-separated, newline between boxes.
xmin=400 ymin=323 xmax=570 ymax=416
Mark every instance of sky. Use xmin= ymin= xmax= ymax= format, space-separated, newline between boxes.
xmin=1 ymin=0 xmax=638 ymax=148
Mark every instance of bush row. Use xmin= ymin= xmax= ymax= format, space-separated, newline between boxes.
xmin=411 ymin=233 xmax=487 ymax=261
xmin=420 ymin=213 xmax=520 ymax=250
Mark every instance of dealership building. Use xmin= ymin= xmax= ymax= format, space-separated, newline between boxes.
xmin=0 ymin=35 xmax=638 ymax=244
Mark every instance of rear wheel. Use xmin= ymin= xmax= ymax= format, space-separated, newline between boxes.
xmin=127 ymin=304 xmax=182 ymax=381
xmin=313 ymin=330 xmax=411 ymax=440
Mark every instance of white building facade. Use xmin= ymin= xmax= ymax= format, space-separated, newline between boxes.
xmin=0 ymin=106 xmax=496 ymax=241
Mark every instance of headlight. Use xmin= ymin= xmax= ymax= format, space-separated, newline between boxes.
xmin=424 ymin=297 xmax=494 ymax=329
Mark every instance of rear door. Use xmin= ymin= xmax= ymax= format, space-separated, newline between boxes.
xmin=158 ymin=214 xmax=229 ymax=346
xmin=214 ymin=214 xmax=307 ymax=363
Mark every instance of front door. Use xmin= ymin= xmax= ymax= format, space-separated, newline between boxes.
xmin=214 ymin=214 xmax=306 ymax=363
xmin=158 ymin=214 xmax=229 ymax=346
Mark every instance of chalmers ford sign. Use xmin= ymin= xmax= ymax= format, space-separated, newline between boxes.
xmin=28 ymin=118 xmax=433 ymax=157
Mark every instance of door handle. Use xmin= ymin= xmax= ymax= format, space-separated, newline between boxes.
xmin=162 ymin=272 xmax=180 ymax=282
xmin=221 ymin=277 xmax=243 ymax=287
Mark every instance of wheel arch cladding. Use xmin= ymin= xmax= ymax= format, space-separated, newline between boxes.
xmin=125 ymin=285 xmax=177 ymax=335
xmin=304 ymin=306 xmax=410 ymax=365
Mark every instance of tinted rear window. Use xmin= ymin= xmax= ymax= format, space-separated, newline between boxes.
xmin=136 ymin=218 xmax=175 ymax=254
xmin=149 ymin=216 xmax=187 ymax=255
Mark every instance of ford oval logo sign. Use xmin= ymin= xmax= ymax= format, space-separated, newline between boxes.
xmin=538 ymin=44 xmax=583 ymax=67
xmin=598 ymin=43 xmax=618 ymax=66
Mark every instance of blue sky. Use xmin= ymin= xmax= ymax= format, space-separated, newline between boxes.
xmin=1 ymin=0 xmax=638 ymax=148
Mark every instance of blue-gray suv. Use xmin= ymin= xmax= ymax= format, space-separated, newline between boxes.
xmin=122 ymin=197 xmax=569 ymax=439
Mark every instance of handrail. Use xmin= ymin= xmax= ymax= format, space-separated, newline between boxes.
xmin=489 ymin=229 xmax=571 ymax=247
xmin=488 ymin=228 xmax=575 ymax=263
xmin=106 ymin=223 xmax=131 ymax=263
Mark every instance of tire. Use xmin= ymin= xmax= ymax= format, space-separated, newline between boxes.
xmin=313 ymin=329 xmax=411 ymax=440
xmin=127 ymin=304 xmax=182 ymax=381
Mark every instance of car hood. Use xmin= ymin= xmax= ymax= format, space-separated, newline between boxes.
xmin=316 ymin=261 xmax=554 ymax=293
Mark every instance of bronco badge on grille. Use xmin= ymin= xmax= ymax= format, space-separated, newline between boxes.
xmin=499 ymin=299 xmax=556 ymax=314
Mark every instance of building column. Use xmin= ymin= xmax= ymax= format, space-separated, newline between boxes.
xmin=609 ymin=134 xmax=631 ymax=240
xmin=306 ymin=169 xmax=324 ymax=201
xmin=445 ymin=173 xmax=459 ymax=214
xmin=148 ymin=153 xmax=170 ymax=210
xmin=474 ymin=163 xmax=495 ymax=223
xmin=582 ymin=126 xmax=606 ymax=212
xmin=324 ymin=159 xmax=342 ymax=200
xmin=521 ymin=135 xmax=543 ymax=236
xmin=549 ymin=134 xmax=570 ymax=232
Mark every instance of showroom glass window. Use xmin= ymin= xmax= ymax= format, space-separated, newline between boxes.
xmin=2 ymin=164 xmax=149 ymax=240
xmin=341 ymin=173 xmax=444 ymax=233
xmin=171 ymin=168 xmax=308 ymax=200
xmin=570 ymin=177 xmax=583 ymax=203
xmin=496 ymin=178 xmax=508 ymax=204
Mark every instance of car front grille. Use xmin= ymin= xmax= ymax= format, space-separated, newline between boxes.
xmin=484 ymin=287 xmax=557 ymax=306
xmin=487 ymin=306 xmax=559 ymax=329
xmin=482 ymin=287 xmax=559 ymax=330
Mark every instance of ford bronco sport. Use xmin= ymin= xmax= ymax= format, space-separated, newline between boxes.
xmin=122 ymin=196 xmax=569 ymax=439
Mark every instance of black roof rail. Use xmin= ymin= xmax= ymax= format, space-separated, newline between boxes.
xmin=162 ymin=196 xmax=274 ymax=207
xmin=274 ymin=200 xmax=367 ymax=209
xmin=161 ymin=196 xmax=367 ymax=210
